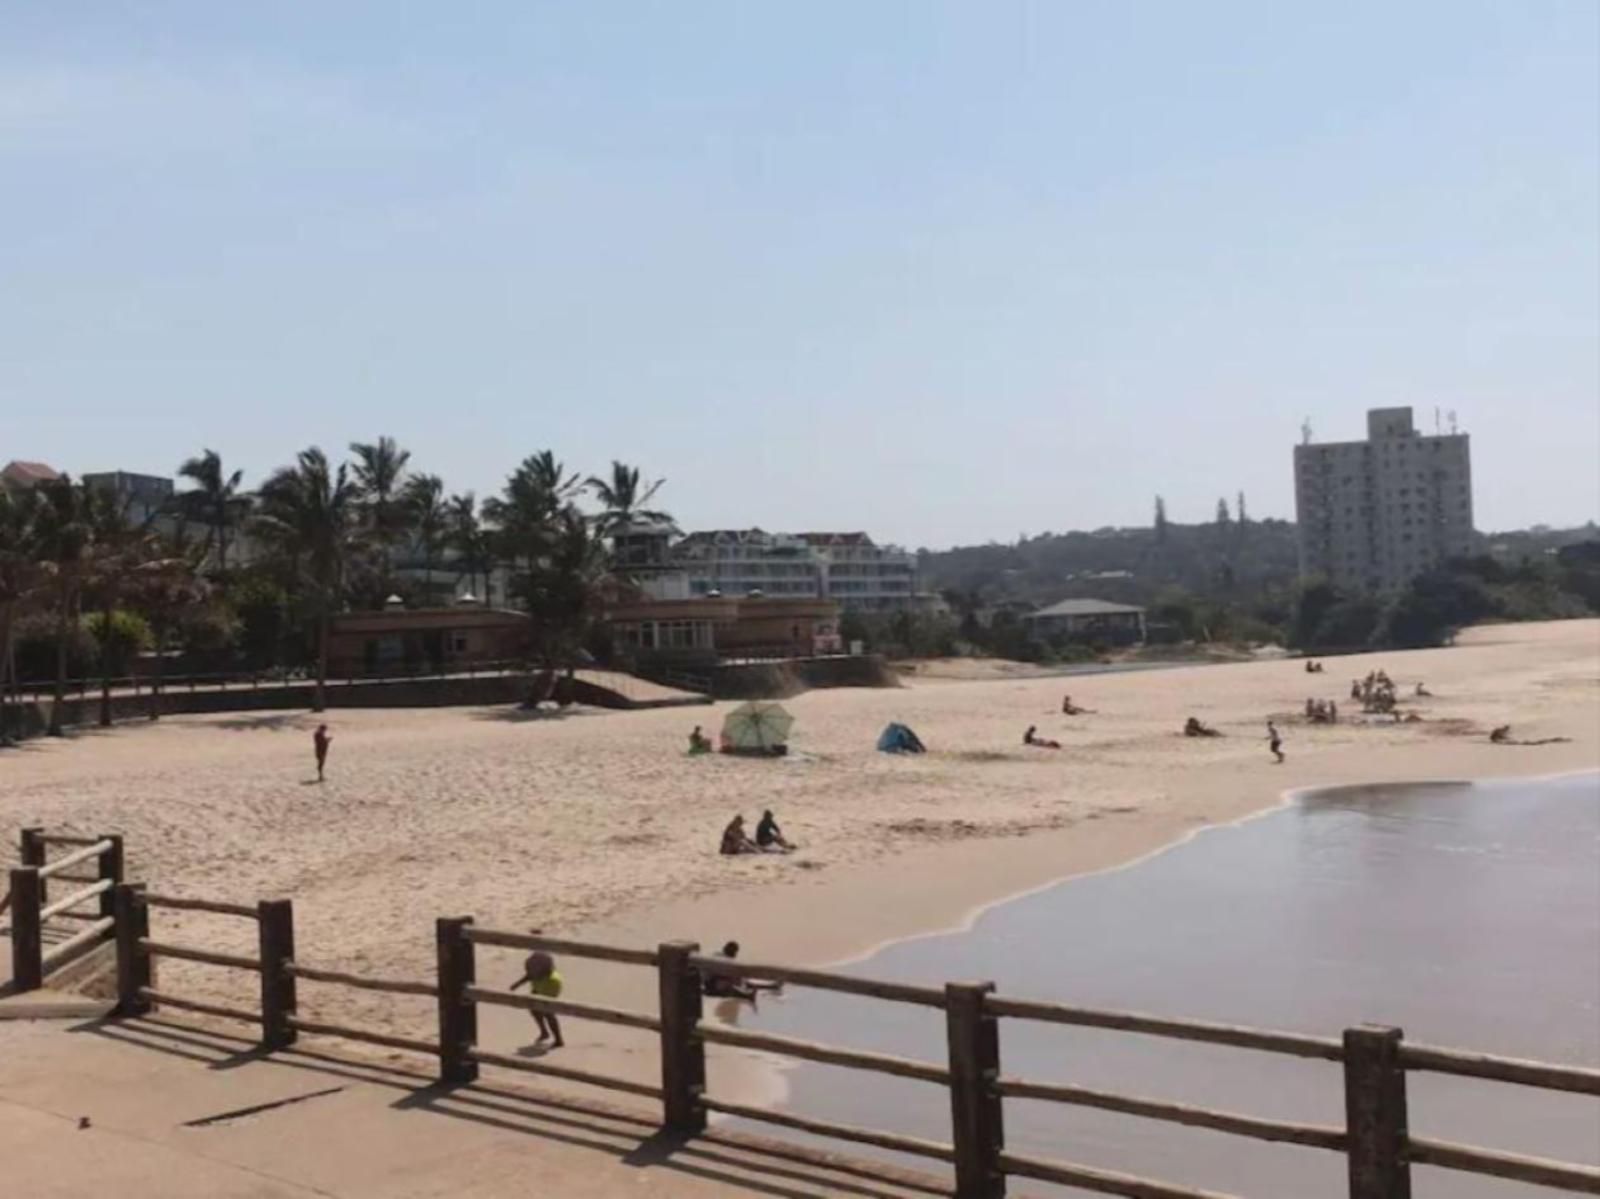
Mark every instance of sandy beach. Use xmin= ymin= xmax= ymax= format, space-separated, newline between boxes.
xmin=4 ymin=620 xmax=1597 ymax=1058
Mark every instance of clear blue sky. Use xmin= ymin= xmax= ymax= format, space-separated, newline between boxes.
xmin=4 ymin=2 xmax=1596 ymax=548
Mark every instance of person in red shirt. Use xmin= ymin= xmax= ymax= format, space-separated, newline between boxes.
xmin=313 ymin=724 xmax=332 ymax=782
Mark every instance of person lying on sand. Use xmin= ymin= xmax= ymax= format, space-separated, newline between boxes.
xmin=1024 ymin=725 xmax=1062 ymax=750
xmin=1061 ymin=696 xmax=1095 ymax=715
xmin=688 ymin=725 xmax=713 ymax=754
xmin=720 ymin=815 xmax=760 ymax=855
xmin=510 ymin=947 xmax=565 ymax=1047
xmin=702 ymin=941 xmax=784 ymax=1003
xmin=755 ymin=809 xmax=794 ymax=852
xmin=1184 ymin=716 xmax=1221 ymax=738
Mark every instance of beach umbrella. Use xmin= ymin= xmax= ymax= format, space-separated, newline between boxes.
xmin=721 ymin=701 xmax=794 ymax=751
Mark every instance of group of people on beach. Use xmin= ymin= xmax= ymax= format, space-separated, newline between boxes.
xmin=720 ymin=810 xmax=794 ymax=855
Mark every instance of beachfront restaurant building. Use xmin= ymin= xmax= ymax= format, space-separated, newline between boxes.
xmin=1022 ymin=598 xmax=1147 ymax=645
xmin=603 ymin=594 xmax=843 ymax=670
xmin=326 ymin=605 xmax=530 ymax=676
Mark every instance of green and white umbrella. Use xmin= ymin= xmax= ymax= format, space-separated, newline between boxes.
xmin=721 ymin=701 xmax=794 ymax=752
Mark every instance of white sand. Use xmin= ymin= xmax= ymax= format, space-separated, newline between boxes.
xmin=4 ymin=620 xmax=1597 ymax=1056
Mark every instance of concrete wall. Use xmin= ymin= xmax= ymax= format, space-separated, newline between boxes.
xmin=709 ymin=654 xmax=899 ymax=699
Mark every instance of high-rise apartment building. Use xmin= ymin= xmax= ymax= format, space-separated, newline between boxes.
xmin=1294 ymin=407 xmax=1474 ymax=592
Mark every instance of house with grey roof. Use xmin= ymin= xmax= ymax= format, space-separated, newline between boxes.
xmin=1023 ymin=597 xmax=1146 ymax=645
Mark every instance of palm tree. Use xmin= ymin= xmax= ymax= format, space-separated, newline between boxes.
xmin=522 ymin=506 xmax=611 ymax=674
xmin=33 ymin=477 xmax=93 ymax=736
xmin=483 ymin=451 xmax=581 ymax=570
xmin=0 ymin=487 xmax=46 ymax=742
xmin=447 ymin=492 xmax=492 ymax=603
xmin=83 ymin=490 xmax=187 ymax=727
xmin=586 ymin=460 xmax=673 ymax=537
xmin=176 ymin=449 xmax=248 ymax=575
xmin=136 ymin=520 xmax=208 ymax=721
xmin=350 ymin=435 xmax=412 ymax=535
xmin=255 ymin=448 xmax=362 ymax=712
xmin=403 ymin=473 xmax=448 ymax=595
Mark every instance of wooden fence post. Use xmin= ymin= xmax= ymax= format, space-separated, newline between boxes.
xmin=657 ymin=941 xmax=706 ymax=1135
xmin=97 ymin=835 xmax=124 ymax=922
xmin=947 ymin=982 xmax=1006 ymax=1198
xmin=20 ymin=826 xmax=45 ymax=903
xmin=9 ymin=868 xmax=43 ymax=992
xmin=436 ymin=917 xmax=478 ymax=1084
xmin=1344 ymin=1025 xmax=1411 ymax=1199
xmin=114 ymin=883 xmax=151 ymax=1016
xmin=258 ymin=899 xmax=297 ymax=1050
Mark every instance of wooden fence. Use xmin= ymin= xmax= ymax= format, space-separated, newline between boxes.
xmin=6 ymin=828 xmax=123 ymax=991
xmin=89 ymin=883 xmax=1600 ymax=1198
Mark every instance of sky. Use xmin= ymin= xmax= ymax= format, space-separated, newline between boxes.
xmin=2 ymin=2 xmax=1596 ymax=549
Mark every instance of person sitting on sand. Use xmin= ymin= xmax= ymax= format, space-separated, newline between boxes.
xmin=1415 ymin=683 xmax=1432 ymax=698
xmin=688 ymin=725 xmax=713 ymax=754
xmin=720 ymin=815 xmax=760 ymax=856
xmin=1023 ymin=725 xmax=1062 ymax=750
xmin=702 ymin=941 xmax=784 ymax=1003
xmin=1267 ymin=720 xmax=1285 ymax=764
xmin=1184 ymin=716 xmax=1221 ymax=738
xmin=1490 ymin=724 xmax=1511 ymax=744
xmin=510 ymin=947 xmax=565 ymax=1048
xmin=755 ymin=810 xmax=793 ymax=853
xmin=1061 ymin=696 xmax=1095 ymax=716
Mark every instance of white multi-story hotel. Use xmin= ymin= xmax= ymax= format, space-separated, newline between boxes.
xmin=1293 ymin=407 xmax=1475 ymax=592
xmin=668 ymin=529 xmax=919 ymax=611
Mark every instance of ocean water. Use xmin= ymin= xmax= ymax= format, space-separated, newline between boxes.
xmin=723 ymin=772 xmax=1600 ymax=1197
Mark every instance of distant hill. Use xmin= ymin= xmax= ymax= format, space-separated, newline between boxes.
xmin=918 ymin=519 xmax=1600 ymax=608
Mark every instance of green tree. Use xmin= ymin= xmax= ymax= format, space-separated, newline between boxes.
xmin=350 ymin=436 xmax=413 ymax=590
xmin=176 ymin=449 xmax=248 ymax=575
xmin=403 ymin=473 xmax=449 ymax=589
xmin=33 ymin=477 xmax=94 ymax=735
xmin=255 ymin=448 xmax=363 ymax=712
xmin=586 ymin=460 xmax=673 ymax=537
xmin=0 ymin=487 xmax=46 ymax=742
xmin=484 ymin=451 xmax=582 ymax=570
xmin=521 ymin=507 xmax=611 ymax=673
xmin=446 ymin=492 xmax=493 ymax=603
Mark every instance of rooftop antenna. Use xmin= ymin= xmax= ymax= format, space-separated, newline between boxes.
xmin=1301 ymin=418 xmax=1313 ymax=445
xmin=1434 ymin=406 xmax=1441 ymax=435
xmin=1448 ymin=409 xmax=1459 ymax=435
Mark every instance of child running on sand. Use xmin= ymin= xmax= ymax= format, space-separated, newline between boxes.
xmin=510 ymin=948 xmax=564 ymax=1047
xmin=313 ymin=724 xmax=331 ymax=781
xmin=1267 ymin=720 xmax=1285 ymax=764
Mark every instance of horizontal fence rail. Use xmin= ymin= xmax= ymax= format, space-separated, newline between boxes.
xmin=1405 ymin=1137 xmax=1600 ymax=1193
xmin=995 ymin=1076 xmax=1348 ymax=1152
xmin=1398 ymin=1043 xmax=1600 ymax=1096
xmin=986 ymin=994 xmax=1347 ymax=1061
xmin=47 ymin=858 xmax=1594 ymax=1199
xmin=463 ymin=925 xmax=659 ymax=967
xmin=287 ymin=962 xmax=438 ymax=999
xmin=144 ymin=893 xmax=261 ymax=920
xmin=691 ymin=952 xmax=949 ymax=1008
